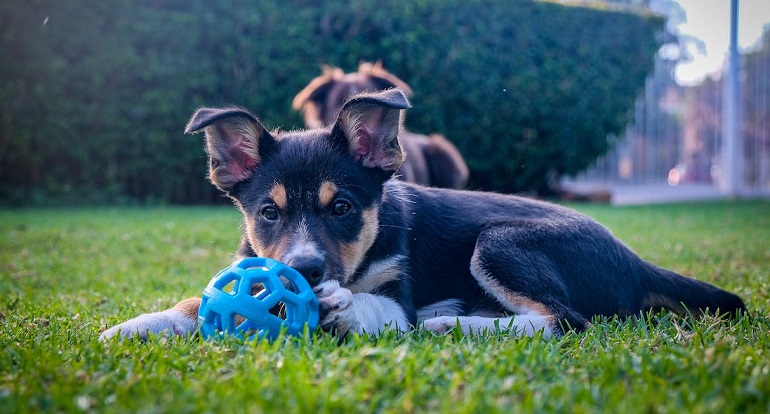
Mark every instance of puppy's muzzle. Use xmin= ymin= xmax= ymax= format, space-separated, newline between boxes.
xmin=286 ymin=255 xmax=325 ymax=287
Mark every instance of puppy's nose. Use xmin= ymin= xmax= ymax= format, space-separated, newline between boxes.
xmin=287 ymin=256 xmax=325 ymax=287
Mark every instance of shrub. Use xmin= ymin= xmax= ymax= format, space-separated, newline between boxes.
xmin=0 ymin=0 xmax=662 ymax=203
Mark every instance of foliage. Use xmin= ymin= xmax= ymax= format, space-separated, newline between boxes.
xmin=1 ymin=202 xmax=769 ymax=412
xmin=0 ymin=0 xmax=662 ymax=204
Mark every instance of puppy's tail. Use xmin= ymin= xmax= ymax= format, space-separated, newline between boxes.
xmin=643 ymin=265 xmax=747 ymax=319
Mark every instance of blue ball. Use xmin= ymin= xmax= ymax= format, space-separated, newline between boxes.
xmin=198 ymin=257 xmax=320 ymax=341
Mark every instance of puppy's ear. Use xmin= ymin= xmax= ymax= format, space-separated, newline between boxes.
xmin=184 ymin=107 xmax=275 ymax=192
xmin=331 ymin=89 xmax=411 ymax=174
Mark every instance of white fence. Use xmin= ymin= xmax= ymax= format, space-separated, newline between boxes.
xmin=565 ymin=31 xmax=770 ymax=203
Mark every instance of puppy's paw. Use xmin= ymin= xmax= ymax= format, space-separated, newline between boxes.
xmin=422 ymin=316 xmax=462 ymax=335
xmin=313 ymin=280 xmax=357 ymax=336
xmin=99 ymin=309 xmax=197 ymax=341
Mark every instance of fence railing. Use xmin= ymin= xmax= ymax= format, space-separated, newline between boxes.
xmin=566 ymin=33 xmax=770 ymax=200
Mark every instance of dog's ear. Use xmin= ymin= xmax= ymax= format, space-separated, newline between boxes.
xmin=331 ymin=89 xmax=411 ymax=173
xmin=359 ymin=61 xmax=414 ymax=98
xmin=292 ymin=66 xmax=345 ymax=128
xmin=184 ymin=107 xmax=275 ymax=192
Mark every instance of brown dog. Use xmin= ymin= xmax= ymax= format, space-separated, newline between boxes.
xmin=292 ymin=62 xmax=469 ymax=189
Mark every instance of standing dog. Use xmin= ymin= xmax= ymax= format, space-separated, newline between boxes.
xmin=292 ymin=61 xmax=469 ymax=189
xmin=101 ymin=89 xmax=745 ymax=341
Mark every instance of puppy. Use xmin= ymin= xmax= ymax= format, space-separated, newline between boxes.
xmin=101 ymin=89 xmax=746 ymax=341
xmin=292 ymin=61 xmax=469 ymax=189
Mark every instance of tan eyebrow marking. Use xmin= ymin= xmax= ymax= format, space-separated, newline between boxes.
xmin=269 ymin=183 xmax=287 ymax=209
xmin=319 ymin=180 xmax=338 ymax=207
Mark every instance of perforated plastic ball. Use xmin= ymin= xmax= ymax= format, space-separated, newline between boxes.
xmin=197 ymin=257 xmax=319 ymax=341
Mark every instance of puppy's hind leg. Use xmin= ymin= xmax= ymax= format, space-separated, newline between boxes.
xmin=424 ymin=224 xmax=590 ymax=338
xmin=474 ymin=225 xmax=591 ymax=336
xmin=422 ymin=313 xmax=557 ymax=338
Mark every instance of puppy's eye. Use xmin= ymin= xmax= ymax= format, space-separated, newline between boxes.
xmin=260 ymin=205 xmax=278 ymax=221
xmin=331 ymin=199 xmax=351 ymax=216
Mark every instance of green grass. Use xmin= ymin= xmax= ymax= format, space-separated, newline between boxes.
xmin=1 ymin=202 xmax=769 ymax=413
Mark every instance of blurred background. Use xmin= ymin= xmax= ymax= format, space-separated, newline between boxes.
xmin=565 ymin=0 xmax=770 ymax=204
xmin=0 ymin=0 xmax=768 ymax=205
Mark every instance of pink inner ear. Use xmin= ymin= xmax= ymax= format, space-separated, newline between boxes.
xmin=220 ymin=128 xmax=259 ymax=181
xmin=228 ymin=161 xmax=250 ymax=181
xmin=229 ymin=153 xmax=256 ymax=181
xmin=341 ymin=104 xmax=402 ymax=171
xmin=236 ymin=140 xmax=258 ymax=170
xmin=354 ymin=129 xmax=373 ymax=161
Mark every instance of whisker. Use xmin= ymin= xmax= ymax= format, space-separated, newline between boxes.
xmin=378 ymin=224 xmax=413 ymax=230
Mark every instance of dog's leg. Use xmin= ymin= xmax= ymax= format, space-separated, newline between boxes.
xmin=99 ymin=297 xmax=200 ymax=341
xmin=423 ymin=312 xmax=556 ymax=338
xmin=425 ymin=133 xmax=469 ymax=189
xmin=314 ymin=280 xmax=409 ymax=337
xmin=424 ymin=224 xmax=590 ymax=338
xmin=416 ymin=298 xmax=465 ymax=323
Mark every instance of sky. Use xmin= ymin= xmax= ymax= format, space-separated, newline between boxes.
xmin=668 ymin=0 xmax=770 ymax=85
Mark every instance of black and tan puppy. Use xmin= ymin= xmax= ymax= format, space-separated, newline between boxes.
xmin=101 ymin=89 xmax=745 ymax=340
xmin=292 ymin=61 xmax=469 ymax=189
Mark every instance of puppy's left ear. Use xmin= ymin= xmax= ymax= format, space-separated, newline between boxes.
xmin=331 ymin=88 xmax=411 ymax=173
xmin=184 ymin=107 xmax=276 ymax=192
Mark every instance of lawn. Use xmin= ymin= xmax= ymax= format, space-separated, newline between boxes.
xmin=1 ymin=202 xmax=769 ymax=413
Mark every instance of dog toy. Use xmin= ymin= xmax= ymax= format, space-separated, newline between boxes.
xmin=198 ymin=257 xmax=319 ymax=341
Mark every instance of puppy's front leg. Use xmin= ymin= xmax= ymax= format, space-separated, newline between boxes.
xmin=99 ymin=297 xmax=200 ymax=341
xmin=314 ymin=281 xmax=409 ymax=336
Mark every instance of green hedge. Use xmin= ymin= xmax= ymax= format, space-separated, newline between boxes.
xmin=0 ymin=0 xmax=662 ymax=204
